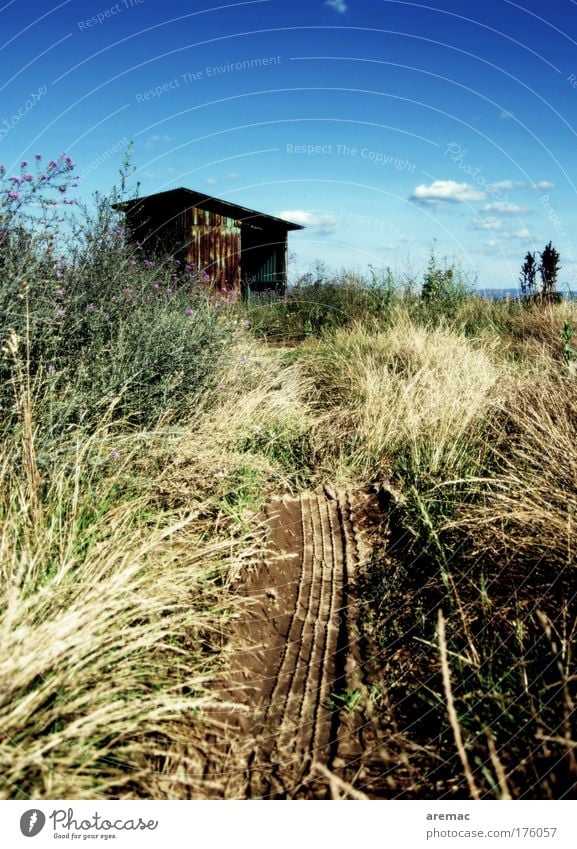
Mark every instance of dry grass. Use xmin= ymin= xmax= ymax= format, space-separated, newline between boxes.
xmin=304 ymin=310 xmax=509 ymax=483
xmin=154 ymin=340 xmax=320 ymax=513
xmin=0 ymin=334 xmax=317 ymax=800
xmin=351 ymin=313 xmax=577 ymax=799
xmin=4 ymin=291 xmax=577 ymax=800
xmin=453 ymin=370 xmax=577 ymax=565
xmin=0 ymin=371 xmax=258 ymax=799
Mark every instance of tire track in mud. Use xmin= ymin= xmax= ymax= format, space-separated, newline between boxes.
xmin=215 ymin=486 xmax=373 ymax=798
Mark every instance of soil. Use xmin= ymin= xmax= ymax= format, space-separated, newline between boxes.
xmin=207 ymin=485 xmax=380 ymax=799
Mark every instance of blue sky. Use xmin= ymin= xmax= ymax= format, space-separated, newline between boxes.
xmin=1 ymin=0 xmax=576 ymax=288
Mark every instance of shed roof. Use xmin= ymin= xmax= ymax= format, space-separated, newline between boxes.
xmin=114 ymin=187 xmax=305 ymax=231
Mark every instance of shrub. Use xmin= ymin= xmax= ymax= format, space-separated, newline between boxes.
xmin=520 ymin=251 xmax=537 ymax=298
xmin=519 ymin=242 xmax=562 ymax=303
xmin=539 ymin=241 xmax=561 ymax=296
xmin=243 ymin=267 xmax=396 ymax=341
xmin=420 ymin=246 xmax=472 ymax=320
xmin=0 ymin=157 xmax=232 ymax=430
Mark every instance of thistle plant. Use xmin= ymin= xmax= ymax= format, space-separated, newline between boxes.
xmin=0 ymin=153 xmax=78 ymax=258
xmin=561 ymin=319 xmax=577 ymax=368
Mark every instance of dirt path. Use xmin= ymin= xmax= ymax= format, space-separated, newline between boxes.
xmin=212 ymin=486 xmax=376 ymax=798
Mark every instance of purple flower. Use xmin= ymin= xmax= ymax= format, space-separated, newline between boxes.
xmin=64 ymin=156 xmax=74 ymax=167
xmin=10 ymin=176 xmax=21 ymax=185
xmin=47 ymin=160 xmax=57 ymax=169
xmin=35 ymin=153 xmax=42 ymax=161
xmin=85 ymin=303 xmax=96 ymax=313
xmin=21 ymin=160 xmax=28 ymax=167
xmin=53 ymin=307 xmax=65 ymax=319
xmin=58 ymin=185 xmax=67 ymax=193
xmin=239 ymin=354 xmax=249 ymax=364
xmin=152 ymin=283 xmax=160 ymax=290
xmin=129 ymin=259 xmax=137 ymax=267
xmin=186 ymin=308 xmax=195 ymax=318
xmin=201 ymin=271 xmax=210 ymax=283
xmin=143 ymin=259 xmax=152 ymax=266
xmin=47 ymin=364 xmax=56 ymax=374
xmin=242 ymin=318 xmax=250 ymax=328
xmin=219 ymin=287 xmax=237 ymax=304
xmin=7 ymin=191 xmax=20 ymax=201
xmin=123 ymin=287 xmax=133 ymax=299
xmin=54 ymin=288 xmax=65 ymax=299
xmin=23 ymin=174 xmax=33 ymax=182
xmin=110 ymin=449 xmax=120 ymax=460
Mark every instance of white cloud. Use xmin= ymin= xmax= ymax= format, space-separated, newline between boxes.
xmin=473 ymin=216 xmax=503 ymax=230
xmin=486 ymin=180 xmax=553 ymax=194
xmin=227 ymin=172 xmax=239 ymax=180
xmin=144 ymin=133 xmax=175 ymax=149
xmin=512 ymin=228 xmax=531 ymax=239
xmin=410 ymin=180 xmax=485 ymax=204
xmin=487 ymin=179 xmax=525 ymax=191
xmin=204 ymin=177 xmax=218 ymax=186
xmin=278 ymin=209 xmax=339 ymax=234
xmin=326 ymin=0 xmax=347 ymax=11
xmin=488 ymin=180 xmax=514 ymax=191
xmin=482 ymin=202 xmax=529 ymax=215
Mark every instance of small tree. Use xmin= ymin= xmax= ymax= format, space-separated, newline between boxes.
xmin=420 ymin=244 xmax=470 ymax=319
xmin=422 ymin=245 xmax=452 ymax=302
xmin=539 ymin=241 xmax=561 ymax=296
xmin=519 ymin=251 xmax=537 ymax=298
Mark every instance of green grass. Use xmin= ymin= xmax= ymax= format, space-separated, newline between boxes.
xmin=326 ymin=688 xmax=362 ymax=714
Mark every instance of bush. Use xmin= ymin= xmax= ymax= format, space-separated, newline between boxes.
xmin=419 ymin=247 xmax=472 ymax=321
xmin=0 ymin=159 xmax=232 ymax=430
xmin=243 ymin=267 xmax=396 ymax=341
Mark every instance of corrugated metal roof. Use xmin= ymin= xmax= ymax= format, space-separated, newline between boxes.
xmin=114 ymin=187 xmax=305 ymax=231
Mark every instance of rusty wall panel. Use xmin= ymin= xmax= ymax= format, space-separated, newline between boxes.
xmin=185 ymin=205 xmax=241 ymax=294
xmin=188 ymin=207 xmax=239 ymax=230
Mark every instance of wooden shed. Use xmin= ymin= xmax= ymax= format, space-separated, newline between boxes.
xmin=115 ymin=188 xmax=304 ymax=297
